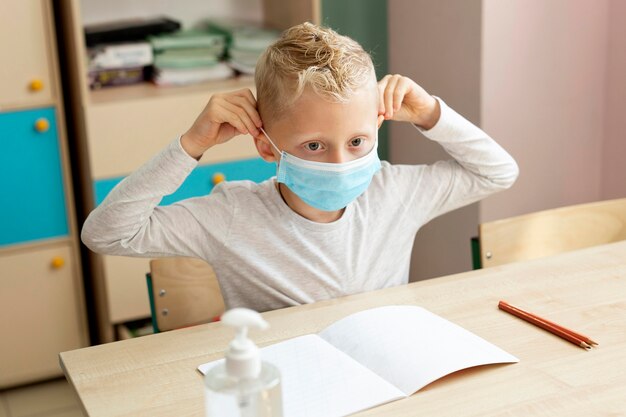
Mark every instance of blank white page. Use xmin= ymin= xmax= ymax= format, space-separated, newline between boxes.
xmin=318 ymin=305 xmax=519 ymax=395
xmin=199 ymin=334 xmax=405 ymax=417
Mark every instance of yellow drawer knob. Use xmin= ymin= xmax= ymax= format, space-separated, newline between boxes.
xmin=29 ymin=79 xmax=44 ymax=91
xmin=51 ymin=257 xmax=65 ymax=269
xmin=35 ymin=118 xmax=49 ymax=133
xmin=212 ymin=172 xmax=226 ymax=185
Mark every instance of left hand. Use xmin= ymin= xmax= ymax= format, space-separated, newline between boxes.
xmin=378 ymin=74 xmax=440 ymax=130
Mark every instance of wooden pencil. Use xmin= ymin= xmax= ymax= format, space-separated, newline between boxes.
xmin=498 ymin=301 xmax=595 ymax=350
xmin=499 ymin=301 xmax=598 ymax=346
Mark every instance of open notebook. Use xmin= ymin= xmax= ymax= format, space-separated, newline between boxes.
xmin=198 ymin=305 xmax=518 ymax=417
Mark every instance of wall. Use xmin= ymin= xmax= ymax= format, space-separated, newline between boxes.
xmin=602 ymin=0 xmax=626 ymax=200
xmin=389 ymin=0 xmax=626 ymax=282
xmin=388 ymin=0 xmax=482 ymax=280
xmin=480 ymin=0 xmax=611 ymax=222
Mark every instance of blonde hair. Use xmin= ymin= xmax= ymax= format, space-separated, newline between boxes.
xmin=255 ymin=22 xmax=375 ymax=125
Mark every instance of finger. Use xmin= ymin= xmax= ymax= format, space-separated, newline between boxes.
xmin=377 ymin=114 xmax=385 ymax=129
xmin=211 ymin=101 xmax=248 ymax=136
xmin=234 ymin=88 xmax=255 ymax=106
xmin=393 ymin=77 xmax=409 ymax=112
xmin=222 ymin=101 xmax=259 ymax=136
xmin=377 ymin=75 xmax=391 ymax=115
xmin=378 ymin=74 xmax=392 ymax=86
xmin=229 ymin=95 xmax=263 ymax=132
xmin=384 ymin=75 xmax=400 ymax=119
xmin=222 ymin=113 xmax=248 ymax=136
xmin=240 ymin=89 xmax=260 ymax=117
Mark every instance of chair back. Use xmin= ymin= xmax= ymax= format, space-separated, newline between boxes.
xmin=478 ymin=197 xmax=626 ymax=268
xmin=147 ymin=257 xmax=225 ymax=332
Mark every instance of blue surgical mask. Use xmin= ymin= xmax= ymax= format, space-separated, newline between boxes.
xmin=260 ymin=128 xmax=381 ymax=211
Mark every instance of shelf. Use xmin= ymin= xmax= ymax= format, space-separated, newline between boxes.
xmin=60 ymin=0 xmax=318 ymax=344
xmin=88 ymin=75 xmax=256 ymax=106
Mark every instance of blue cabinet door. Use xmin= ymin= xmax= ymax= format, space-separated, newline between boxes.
xmin=94 ymin=157 xmax=276 ymax=206
xmin=0 ymin=107 xmax=69 ymax=246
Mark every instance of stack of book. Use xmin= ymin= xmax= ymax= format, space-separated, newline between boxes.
xmin=85 ymin=17 xmax=180 ymax=89
xmin=87 ymin=42 xmax=153 ymax=89
xmin=207 ymin=21 xmax=280 ymax=75
xmin=149 ymin=30 xmax=233 ymax=86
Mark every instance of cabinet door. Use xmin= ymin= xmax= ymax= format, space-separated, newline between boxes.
xmin=0 ymin=245 xmax=86 ymax=387
xmin=0 ymin=0 xmax=55 ymax=108
xmin=0 ymin=107 xmax=69 ymax=246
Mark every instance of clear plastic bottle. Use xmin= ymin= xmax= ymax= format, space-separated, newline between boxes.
xmin=205 ymin=361 xmax=282 ymax=417
xmin=204 ymin=308 xmax=283 ymax=417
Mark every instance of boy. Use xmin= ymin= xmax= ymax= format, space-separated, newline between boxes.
xmin=82 ymin=23 xmax=518 ymax=312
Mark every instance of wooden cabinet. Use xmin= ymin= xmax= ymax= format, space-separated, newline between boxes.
xmin=0 ymin=108 xmax=68 ymax=246
xmin=0 ymin=0 xmax=88 ymax=388
xmin=57 ymin=0 xmax=387 ymax=342
xmin=0 ymin=245 xmax=86 ymax=385
xmin=0 ymin=0 xmax=56 ymax=109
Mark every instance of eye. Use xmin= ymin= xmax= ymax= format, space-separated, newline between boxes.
xmin=306 ymin=142 xmax=322 ymax=151
xmin=350 ymin=137 xmax=364 ymax=147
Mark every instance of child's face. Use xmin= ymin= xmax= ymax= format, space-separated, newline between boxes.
xmin=260 ymin=82 xmax=382 ymax=164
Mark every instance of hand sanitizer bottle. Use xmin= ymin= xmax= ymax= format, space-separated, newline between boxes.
xmin=204 ymin=308 xmax=283 ymax=417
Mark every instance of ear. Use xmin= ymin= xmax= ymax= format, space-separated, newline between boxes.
xmin=253 ymin=133 xmax=278 ymax=163
xmin=377 ymin=114 xmax=385 ymax=129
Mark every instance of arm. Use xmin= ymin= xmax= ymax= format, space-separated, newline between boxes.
xmin=81 ymin=88 xmax=263 ymax=258
xmin=378 ymin=75 xmax=519 ymax=223
xmin=81 ymin=138 xmax=234 ymax=258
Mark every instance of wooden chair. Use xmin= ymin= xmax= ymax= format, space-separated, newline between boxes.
xmin=146 ymin=257 xmax=225 ymax=333
xmin=474 ymin=197 xmax=626 ymax=268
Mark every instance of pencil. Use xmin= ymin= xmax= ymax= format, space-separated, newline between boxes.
xmin=498 ymin=301 xmax=596 ymax=350
xmin=499 ymin=301 xmax=598 ymax=346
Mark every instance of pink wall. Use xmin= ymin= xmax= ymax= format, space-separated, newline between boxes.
xmin=480 ymin=0 xmax=610 ymax=222
xmin=388 ymin=0 xmax=625 ymax=281
xmin=389 ymin=0 xmax=482 ymax=280
xmin=602 ymin=0 xmax=626 ymax=200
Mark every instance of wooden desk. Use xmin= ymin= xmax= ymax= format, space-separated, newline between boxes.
xmin=60 ymin=241 xmax=626 ymax=416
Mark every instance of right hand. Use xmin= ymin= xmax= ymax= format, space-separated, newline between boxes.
xmin=181 ymin=88 xmax=263 ymax=159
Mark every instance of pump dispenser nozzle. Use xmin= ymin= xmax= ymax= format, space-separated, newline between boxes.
xmin=222 ymin=308 xmax=269 ymax=379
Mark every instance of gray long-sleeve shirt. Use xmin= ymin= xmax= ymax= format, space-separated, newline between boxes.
xmin=82 ymin=98 xmax=518 ymax=312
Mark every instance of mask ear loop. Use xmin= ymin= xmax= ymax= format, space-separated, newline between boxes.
xmin=259 ymin=127 xmax=282 ymax=155
xmin=260 ymin=127 xmax=289 ymax=203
